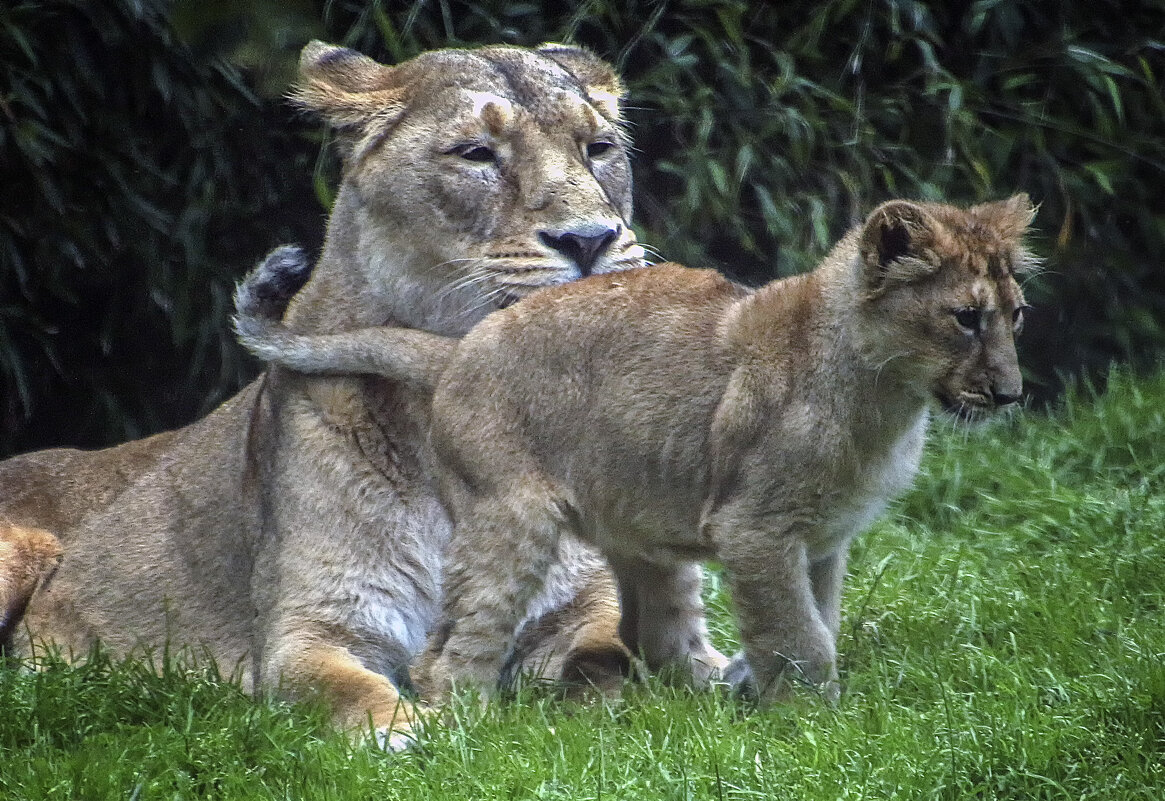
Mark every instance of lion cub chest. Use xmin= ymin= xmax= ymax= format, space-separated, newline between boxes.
xmin=813 ymin=408 xmax=930 ymax=558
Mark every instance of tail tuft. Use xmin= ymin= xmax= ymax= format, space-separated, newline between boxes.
xmin=233 ymin=245 xmax=313 ymax=324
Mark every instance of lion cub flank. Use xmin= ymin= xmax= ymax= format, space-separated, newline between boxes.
xmin=245 ymin=197 xmax=1036 ymax=701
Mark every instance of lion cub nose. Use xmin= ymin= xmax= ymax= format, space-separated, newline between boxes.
xmin=539 ymin=224 xmax=620 ymax=276
xmin=992 ymin=389 xmax=1022 ymax=407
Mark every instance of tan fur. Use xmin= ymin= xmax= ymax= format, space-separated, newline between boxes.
xmin=0 ymin=524 xmax=62 ymax=644
xmin=0 ymin=41 xmax=643 ymax=747
xmin=237 ymin=196 xmax=1035 ymax=703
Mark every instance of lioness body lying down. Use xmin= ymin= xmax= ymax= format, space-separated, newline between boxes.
xmin=0 ymin=40 xmax=648 ymax=746
xmin=237 ymin=197 xmax=1036 ymax=704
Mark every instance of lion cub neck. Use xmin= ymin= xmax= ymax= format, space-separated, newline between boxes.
xmin=723 ymin=239 xmax=927 ymax=461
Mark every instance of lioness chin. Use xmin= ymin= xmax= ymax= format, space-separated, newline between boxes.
xmin=0 ymin=40 xmax=647 ymax=748
xmin=236 ymin=196 xmax=1037 ymax=703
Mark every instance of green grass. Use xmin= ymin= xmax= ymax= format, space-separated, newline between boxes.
xmin=3 ymin=367 xmax=1164 ymax=799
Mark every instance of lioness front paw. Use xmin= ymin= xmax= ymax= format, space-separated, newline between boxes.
xmin=371 ymin=704 xmax=431 ymax=752
xmin=375 ymin=722 xmax=422 ymax=752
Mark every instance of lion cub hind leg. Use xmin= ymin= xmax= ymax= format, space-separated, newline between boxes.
xmin=426 ymin=480 xmax=574 ymax=700
xmin=0 ymin=524 xmax=63 ymax=644
xmin=612 ymin=559 xmax=727 ymax=686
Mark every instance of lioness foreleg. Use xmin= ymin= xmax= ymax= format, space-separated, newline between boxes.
xmin=273 ymin=639 xmax=425 ymax=751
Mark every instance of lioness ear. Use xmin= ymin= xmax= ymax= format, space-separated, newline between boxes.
xmin=536 ymin=43 xmax=625 ymax=121
xmin=292 ymin=41 xmax=408 ymax=158
xmin=970 ymin=193 xmax=1037 ymax=242
xmin=859 ymin=200 xmax=942 ymax=292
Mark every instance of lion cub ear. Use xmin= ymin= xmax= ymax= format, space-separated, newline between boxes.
xmin=292 ymin=41 xmax=408 ymax=158
xmin=970 ymin=193 xmax=1037 ymax=242
xmin=536 ymin=43 xmax=626 ymax=121
xmin=859 ymin=200 xmax=944 ymax=294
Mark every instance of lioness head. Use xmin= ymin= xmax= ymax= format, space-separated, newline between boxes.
xmin=855 ymin=194 xmax=1037 ymax=419
xmin=288 ymin=41 xmax=644 ymax=336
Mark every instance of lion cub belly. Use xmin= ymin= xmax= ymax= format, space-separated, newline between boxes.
xmin=594 ymin=510 xmax=713 ymax=566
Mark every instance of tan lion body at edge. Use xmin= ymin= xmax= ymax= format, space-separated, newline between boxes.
xmin=0 ymin=40 xmax=643 ymax=746
xmin=236 ymin=197 xmax=1036 ymax=703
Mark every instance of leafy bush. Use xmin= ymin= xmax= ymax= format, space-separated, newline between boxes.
xmin=2 ymin=0 xmax=1161 ymax=455
xmin=325 ymin=0 xmax=1165 ymax=402
xmin=0 ymin=0 xmax=318 ymax=455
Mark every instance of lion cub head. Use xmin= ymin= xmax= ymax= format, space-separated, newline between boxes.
xmin=852 ymin=195 xmax=1037 ymax=420
xmin=289 ymin=41 xmax=644 ymax=336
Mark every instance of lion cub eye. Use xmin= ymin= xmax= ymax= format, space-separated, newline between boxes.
xmin=447 ymin=143 xmax=497 ymax=164
xmin=953 ymin=307 xmax=982 ymax=332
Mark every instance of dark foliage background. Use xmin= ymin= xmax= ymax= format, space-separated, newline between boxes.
xmin=0 ymin=0 xmax=321 ymax=454
xmin=2 ymin=0 xmax=1162 ymax=457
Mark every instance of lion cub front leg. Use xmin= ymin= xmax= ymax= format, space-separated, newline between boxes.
xmin=612 ymin=559 xmax=727 ymax=686
xmin=809 ymin=545 xmax=849 ymax=644
xmin=426 ymin=482 xmax=569 ymax=699
xmin=717 ymin=525 xmax=838 ymax=702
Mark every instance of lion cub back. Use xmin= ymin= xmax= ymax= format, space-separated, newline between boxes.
xmin=431 ymin=264 xmax=748 ymax=542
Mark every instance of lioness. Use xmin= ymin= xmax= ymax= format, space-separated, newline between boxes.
xmin=0 ymin=524 xmax=60 ymax=639
xmin=0 ymin=40 xmax=646 ymax=746
xmin=235 ymin=196 xmax=1036 ymax=702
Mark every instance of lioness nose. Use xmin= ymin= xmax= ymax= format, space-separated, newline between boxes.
xmin=539 ymin=224 xmax=620 ymax=276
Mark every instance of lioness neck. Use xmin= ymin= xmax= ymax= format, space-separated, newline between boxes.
xmin=283 ymin=186 xmax=378 ymax=334
xmin=283 ymin=186 xmax=486 ymax=337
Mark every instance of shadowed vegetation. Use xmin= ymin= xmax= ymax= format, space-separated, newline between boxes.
xmin=1 ymin=0 xmax=1162 ymax=453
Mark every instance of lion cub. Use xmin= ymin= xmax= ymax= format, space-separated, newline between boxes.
xmin=237 ymin=197 xmax=1036 ymax=701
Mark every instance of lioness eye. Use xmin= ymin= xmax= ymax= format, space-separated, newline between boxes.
xmin=953 ymin=307 xmax=981 ymax=332
xmin=586 ymin=140 xmax=616 ymax=159
xmin=450 ymin=144 xmax=496 ymax=164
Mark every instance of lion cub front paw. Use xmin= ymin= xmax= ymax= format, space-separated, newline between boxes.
xmin=722 ymin=652 xmax=758 ymax=699
xmin=721 ymin=650 xmax=840 ymax=705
